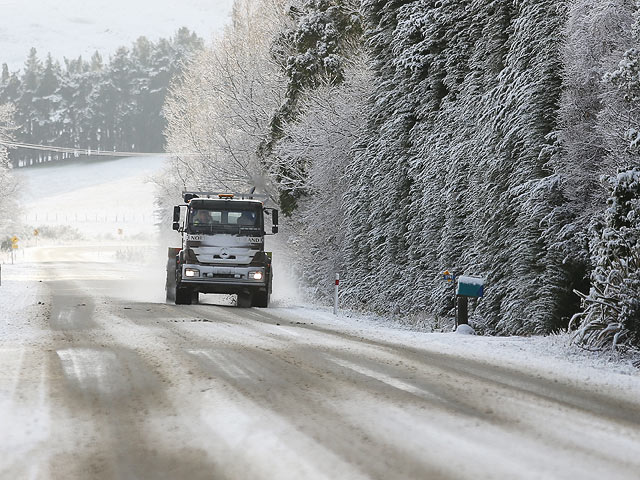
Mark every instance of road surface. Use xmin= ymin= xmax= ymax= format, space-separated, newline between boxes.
xmin=1 ymin=246 xmax=640 ymax=479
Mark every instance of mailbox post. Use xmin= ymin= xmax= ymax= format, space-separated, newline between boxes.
xmin=455 ymin=275 xmax=484 ymax=327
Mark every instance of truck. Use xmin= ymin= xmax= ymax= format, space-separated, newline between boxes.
xmin=166 ymin=191 xmax=279 ymax=307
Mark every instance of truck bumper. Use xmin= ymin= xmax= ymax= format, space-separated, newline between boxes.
xmin=179 ymin=263 xmax=267 ymax=294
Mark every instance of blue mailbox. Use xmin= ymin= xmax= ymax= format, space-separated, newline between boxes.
xmin=456 ymin=275 xmax=484 ymax=298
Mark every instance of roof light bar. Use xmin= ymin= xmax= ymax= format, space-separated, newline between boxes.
xmin=181 ymin=190 xmax=268 ymax=201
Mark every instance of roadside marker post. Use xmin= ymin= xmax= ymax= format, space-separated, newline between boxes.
xmin=334 ymin=273 xmax=340 ymax=316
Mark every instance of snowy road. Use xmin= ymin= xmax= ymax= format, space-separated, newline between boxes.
xmin=2 ymin=247 xmax=640 ymax=479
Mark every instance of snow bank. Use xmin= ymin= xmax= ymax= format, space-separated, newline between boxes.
xmin=0 ymin=263 xmax=49 ymax=341
xmin=455 ymin=324 xmax=476 ymax=335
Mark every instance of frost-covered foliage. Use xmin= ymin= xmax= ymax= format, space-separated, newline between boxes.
xmin=0 ymin=29 xmax=202 ymax=165
xmin=570 ymin=169 xmax=640 ymax=350
xmin=604 ymin=1 xmax=640 ymax=153
xmin=275 ymin=57 xmax=373 ymax=298
xmin=0 ymin=104 xmax=18 ymax=230
xmin=551 ymin=1 xmax=633 ymax=262
xmin=264 ymin=0 xmax=363 ymax=213
xmin=606 ymin=48 xmax=640 ymax=149
xmin=600 ymin=1 xmax=640 ymax=161
xmin=159 ymin=0 xmax=288 ymax=218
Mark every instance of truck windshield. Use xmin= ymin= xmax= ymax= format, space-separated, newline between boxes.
xmin=189 ymin=207 xmax=260 ymax=232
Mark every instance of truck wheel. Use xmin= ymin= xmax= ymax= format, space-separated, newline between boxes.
xmin=237 ymin=292 xmax=253 ymax=308
xmin=252 ymin=290 xmax=270 ymax=308
xmin=175 ymin=286 xmax=193 ymax=305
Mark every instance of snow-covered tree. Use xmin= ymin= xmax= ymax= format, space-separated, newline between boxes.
xmin=567 ymin=4 xmax=640 ymax=351
xmin=162 ymin=0 xmax=288 ymax=201
xmin=535 ymin=0 xmax=638 ymax=331
xmin=274 ymin=56 xmax=373 ymax=297
xmin=570 ymin=168 xmax=640 ymax=350
xmin=551 ymin=0 xmax=633 ymax=264
xmin=603 ymin=1 xmax=640 ymax=155
xmin=263 ymin=0 xmax=363 ymax=213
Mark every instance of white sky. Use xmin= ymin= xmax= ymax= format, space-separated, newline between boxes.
xmin=0 ymin=0 xmax=235 ymax=71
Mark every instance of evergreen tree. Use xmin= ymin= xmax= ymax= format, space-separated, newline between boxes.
xmin=18 ymin=48 xmax=43 ymax=142
xmin=35 ymin=54 xmax=62 ymax=146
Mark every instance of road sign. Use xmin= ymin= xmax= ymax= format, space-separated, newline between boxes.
xmin=11 ymin=236 xmax=18 ymax=249
xmin=33 ymin=229 xmax=39 ymax=236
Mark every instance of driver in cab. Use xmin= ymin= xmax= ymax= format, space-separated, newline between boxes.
xmin=192 ymin=210 xmax=210 ymax=225
xmin=237 ymin=211 xmax=255 ymax=226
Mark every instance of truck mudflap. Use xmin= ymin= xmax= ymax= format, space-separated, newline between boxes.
xmin=165 ymin=247 xmax=180 ymax=302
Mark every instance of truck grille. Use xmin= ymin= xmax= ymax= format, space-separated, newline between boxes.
xmin=202 ymin=272 xmax=244 ymax=279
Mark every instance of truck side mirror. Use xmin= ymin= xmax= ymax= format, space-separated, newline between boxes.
xmin=173 ymin=206 xmax=181 ymax=222
xmin=172 ymin=222 xmax=180 ymax=231
xmin=272 ymin=209 xmax=279 ymax=234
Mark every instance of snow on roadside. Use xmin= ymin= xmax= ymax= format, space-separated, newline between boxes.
xmin=0 ymin=263 xmax=50 ymax=341
xmin=271 ymin=305 xmax=640 ymax=399
xmin=0 ymin=262 xmax=52 ymax=477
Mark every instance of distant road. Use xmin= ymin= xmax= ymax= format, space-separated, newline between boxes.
xmin=1 ymin=247 xmax=640 ymax=479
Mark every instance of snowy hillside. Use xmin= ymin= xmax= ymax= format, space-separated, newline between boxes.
xmin=0 ymin=0 xmax=234 ymax=71
xmin=13 ymin=155 xmax=166 ymax=238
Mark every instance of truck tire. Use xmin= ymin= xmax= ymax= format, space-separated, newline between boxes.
xmin=237 ymin=292 xmax=253 ymax=308
xmin=175 ymin=286 xmax=193 ymax=305
xmin=252 ymin=290 xmax=270 ymax=308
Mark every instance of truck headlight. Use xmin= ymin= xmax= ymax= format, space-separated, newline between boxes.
xmin=185 ymin=268 xmax=200 ymax=277
xmin=249 ymin=271 xmax=263 ymax=280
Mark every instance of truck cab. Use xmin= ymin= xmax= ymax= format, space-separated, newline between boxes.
xmin=167 ymin=191 xmax=278 ymax=307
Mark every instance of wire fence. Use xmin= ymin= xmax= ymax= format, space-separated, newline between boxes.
xmin=21 ymin=212 xmax=157 ymax=226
